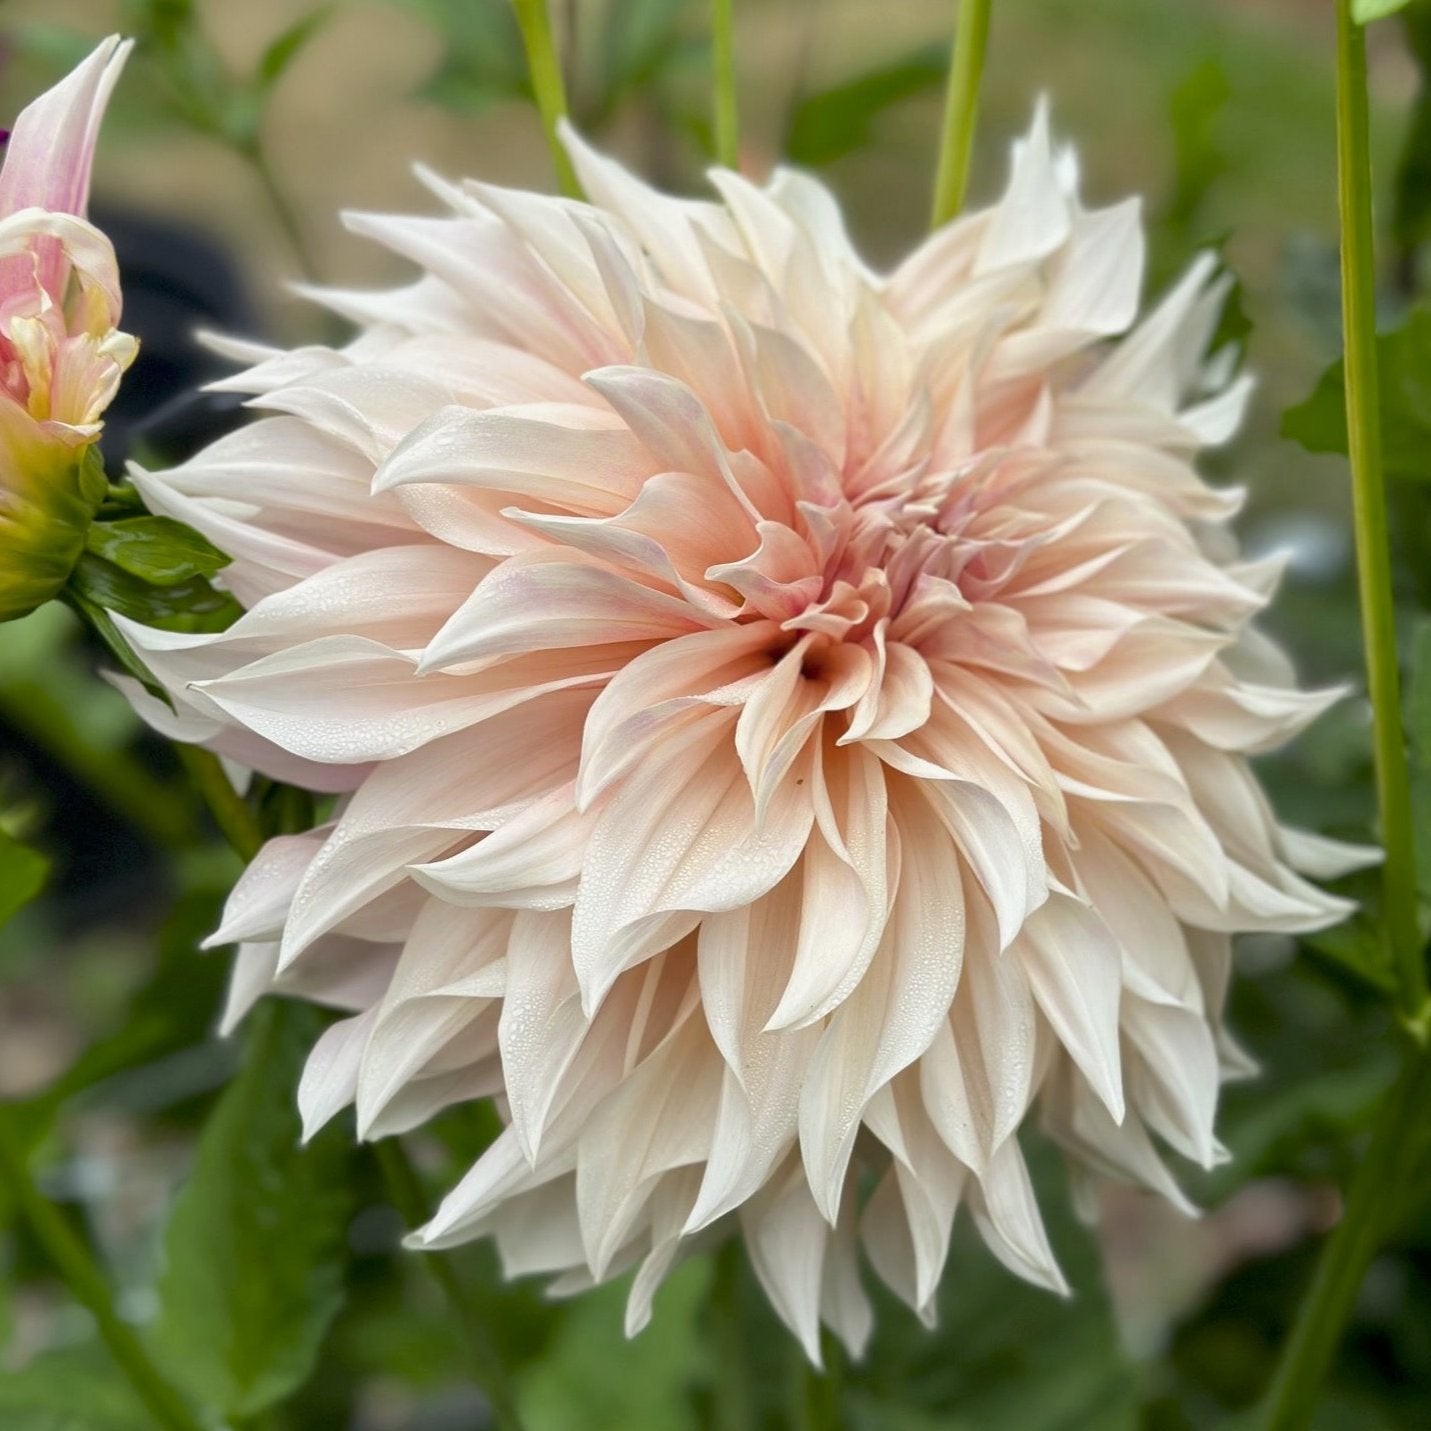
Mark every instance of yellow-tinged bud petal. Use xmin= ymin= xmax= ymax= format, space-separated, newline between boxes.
xmin=0 ymin=440 xmax=106 ymax=621
xmin=0 ymin=38 xmax=134 ymax=624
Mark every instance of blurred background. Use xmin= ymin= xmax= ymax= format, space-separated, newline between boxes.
xmin=2 ymin=1 xmax=1429 ymax=1427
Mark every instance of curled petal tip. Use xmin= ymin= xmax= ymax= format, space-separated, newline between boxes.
xmin=0 ymin=35 xmax=133 ymax=219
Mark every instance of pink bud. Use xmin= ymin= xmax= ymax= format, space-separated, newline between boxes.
xmin=0 ymin=36 xmax=132 ymax=219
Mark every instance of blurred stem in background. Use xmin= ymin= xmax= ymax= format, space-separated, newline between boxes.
xmin=710 ymin=1243 xmax=754 ymax=1431
xmin=1259 ymin=1050 xmax=1431 ymax=1430
xmin=930 ymin=0 xmax=993 ymax=227
xmin=0 ymin=676 xmax=195 ymax=852
xmin=173 ymin=744 xmax=263 ymax=861
xmin=244 ymin=142 xmax=321 ymax=283
xmin=1257 ymin=3 xmax=1431 ymax=1425
xmin=712 ymin=0 xmax=739 ymax=169
xmin=0 ymin=1111 xmax=205 ymax=1431
xmin=372 ymin=1139 xmax=527 ymax=1431
xmin=511 ymin=0 xmax=582 ymax=198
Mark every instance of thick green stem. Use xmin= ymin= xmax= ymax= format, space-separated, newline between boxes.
xmin=1257 ymin=1045 xmax=1431 ymax=1429
xmin=0 ymin=1110 xmax=205 ymax=1431
xmin=173 ymin=743 xmax=264 ymax=861
xmin=712 ymin=0 xmax=739 ymax=169
xmin=929 ymin=0 xmax=993 ymax=229
xmin=711 ymin=1243 xmax=754 ymax=1431
xmin=373 ymin=1139 xmax=527 ymax=1431
xmin=511 ymin=0 xmax=582 ymax=199
xmin=1333 ymin=0 xmax=1426 ymax=1022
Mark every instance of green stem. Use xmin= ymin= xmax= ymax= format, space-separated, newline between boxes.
xmin=0 ymin=1110 xmax=205 ymax=1431
xmin=711 ymin=1243 xmax=753 ymax=1431
xmin=1257 ymin=1044 xmax=1431 ymax=1429
xmin=1333 ymin=0 xmax=1426 ymax=1023
xmin=373 ymin=1139 xmax=527 ymax=1431
xmin=712 ymin=0 xmax=739 ymax=169
xmin=173 ymin=743 xmax=264 ymax=861
xmin=511 ymin=0 xmax=582 ymax=199
xmin=0 ymin=680 xmax=195 ymax=851
xmin=1254 ymin=10 xmax=1431 ymax=1423
xmin=929 ymin=0 xmax=993 ymax=228
xmin=246 ymin=143 xmax=322 ymax=283
xmin=800 ymin=1357 xmax=840 ymax=1431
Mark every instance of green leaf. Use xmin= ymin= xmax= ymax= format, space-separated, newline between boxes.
xmin=1166 ymin=58 xmax=1231 ymax=232
xmin=1303 ymin=908 xmax=1398 ymax=994
xmin=258 ymin=8 xmax=331 ymax=91
xmin=84 ymin=516 xmax=230 ymax=587
xmin=392 ymin=0 xmax=530 ymax=113
xmin=1352 ymin=0 xmax=1415 ymax=22
xmin=517 ymin=1256 xmax=713 ymax=1430
xmin=1282 ymin=307 xmax=1431 ymax=481
xmin=597 ymin=0 xmax=696 ymax=114
xmin=785 ymin=45 xmax=945 ymax=167
xmin=0 ymin=1346 xmax=154 ymax=1431
xmin=1410 ymin=621 xmax=1431 ymax=759
xmin=1393 ymin=7 xmax=1431 ymax=251
xmin=69 ymin=551 xmax=241 ymax=632
xmin=1408 ymin=621 xmax=1431 ymax=901
xmin=152 ymin=1001 xmax=353 ymax=1420
xmin=62 ymin=591 xmax=168 ymax=700
xmin=0 ymin=825 xmax=49 ymax=930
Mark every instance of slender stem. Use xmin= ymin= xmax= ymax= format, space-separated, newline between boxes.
xmin=373 ymin=1139 xmax=527 ymax=1431
xmin=929 ymin=0 xmax=993 ymax=229
xmin=1333 ymin=0 xmax=1427 ymax=1023
xmin=0 ymin=679 xmax=195 ymax=851
xmin=1257 ymin=1045 xmax=1431 ymax=1428
xmin=712 ymin=0 xmax=739 ymax=169
xmin=1254 ymin=10 xmax=1431 ymax=1422
xmin=511 ymin=0 xmax=582 ymax=199
xmin=0 ymin=1110 xmax=205 ymax=1431
xmin=246 ymin=144 xmax=322 ymax=283
xmin=800 ymin=1359 xmax=840 ymax=1431
xmin=173 ymin=743 xmax=264 ymax=862
xmin=711 ymin=1243 xmax=753 ymax=1431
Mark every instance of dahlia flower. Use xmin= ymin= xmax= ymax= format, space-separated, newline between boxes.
xmin=118 ymin=111 xmax=1367 ymax=1357
xmin=0 ymin=36 xmax=137 ymax=622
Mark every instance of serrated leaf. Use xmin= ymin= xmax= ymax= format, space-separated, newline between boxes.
xmin=0 ymin=825 xmax=49 ymax=930
xmin=152 ymin=1001 xmax=353 ymax=1420
xmin=69 ymin=551 xmax=241 ymax=632
xmin=258 ymin=8 xmax=331 ymax=91
xmin=785 ymin=45 xmax=945 ymax=167
xmin=1282 ymin=307 xmax=1431 ymax=481
xmin=1352 ymin=0 xmax=1414 ymax=22
xmin=84 ymin=516 xmax=230 ymax=586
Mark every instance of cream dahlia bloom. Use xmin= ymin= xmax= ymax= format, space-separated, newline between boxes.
xmin=119 ymin=111 xmax=1367 ymax=1356
xmin=0 ymin=36 xmax=137 ymax=621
